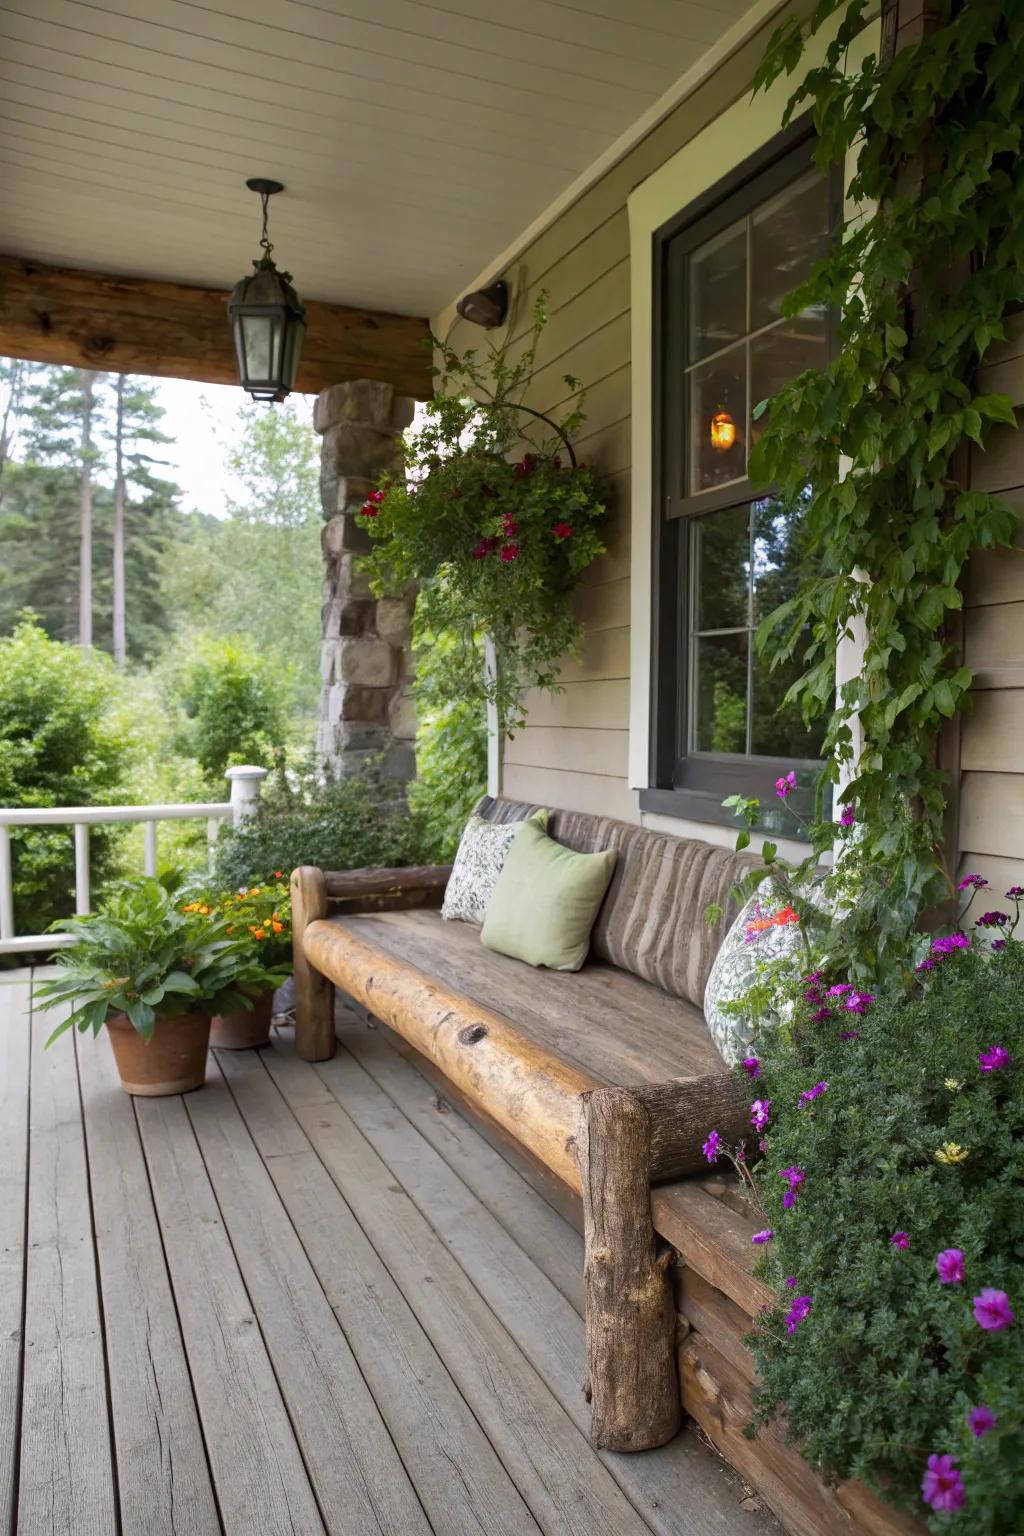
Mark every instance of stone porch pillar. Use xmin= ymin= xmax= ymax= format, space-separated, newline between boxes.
xmin=313 ymin=381 xmax=417 ymax=796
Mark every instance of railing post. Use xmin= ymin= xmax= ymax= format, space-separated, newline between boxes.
xmin=143 ymin=820 xmax=158 ymax=878
xmin=225 ymin=766 xmax=268 ymax=827
xmin=73 ymin=823 xmax=91 ymax=914
xmin=0 ymin=826 xmax=14 ymax=942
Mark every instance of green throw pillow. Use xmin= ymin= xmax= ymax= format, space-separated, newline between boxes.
xmin=480 ymin=818 xmax=616 ymax=972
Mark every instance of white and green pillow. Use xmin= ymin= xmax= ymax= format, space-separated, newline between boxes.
xmin=441 ymin=809 xmax=547 ymax=926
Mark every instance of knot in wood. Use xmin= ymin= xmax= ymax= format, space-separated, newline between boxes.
xmin=458 ymin=1022 xmax=488 ymax=1046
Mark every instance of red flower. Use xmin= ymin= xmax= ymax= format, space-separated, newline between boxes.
xmin=360 ymin=500 xmax=379 ymax=518
xmin=367 ymin=488 xmax=386 ymax=504
xmin=513 ymin=454 xmax=537 ymax=481
xmin=552 ymin=521 xmax=573 ymax=540
xmin=472 ymin=535 xmax=501 ymax=559
xmin=499 ymin=542 xmax=520 ymax=562
xmin=501 ymin=515 xmax=519 ymax=536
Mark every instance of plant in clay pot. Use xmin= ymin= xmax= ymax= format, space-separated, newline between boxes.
xmin=190 ymin=875 xmax=292 ymax=1049
xmin=358 ymin=293 xmax=609 ymax=736
xmin=35 ymin=877 xmax=288 ymax=1095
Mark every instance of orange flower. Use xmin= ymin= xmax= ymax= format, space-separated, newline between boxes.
xmin=271 ymin=920 xmax=284 ymax=934
xmin=273 ymin=870 xmax=284 ymax=879
xmin=773 ymin=906 xmax=800 ymax=926
xmin=747 ymin=916 xmax=773 ymax=933
xmin=249 ymin=886 xmax=261 ymax=897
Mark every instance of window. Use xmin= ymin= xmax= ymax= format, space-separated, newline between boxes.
xmin=645 ymin=131 xmax=839 ymax=825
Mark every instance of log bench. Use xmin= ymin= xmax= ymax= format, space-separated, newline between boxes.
xmin=292 ymin=797 xmax=925 ymax=1536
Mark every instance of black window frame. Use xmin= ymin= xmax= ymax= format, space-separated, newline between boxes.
xmin=641 ymin=118 xmax=842 ymax=830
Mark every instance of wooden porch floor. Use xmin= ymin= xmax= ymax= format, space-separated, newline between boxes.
xmin=1 ymin=970 xmax=778 ymax=1536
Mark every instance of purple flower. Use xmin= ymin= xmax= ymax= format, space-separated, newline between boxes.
xmin=826 ymin=983 xmax=852 ymax=997
xmin=979 ymin=1044 xmax=1011 ymax=1073
xmin=975 ymin=910 xmax=1009 ymax=928
xmin=915 ymin=957 xmax=936 ymax=973
xmin=992 ymin=939 xmax=1007 ymax=951
xmin=702 ymin=1130 xmax=721 ymax=1164
xmin=844 ymin=990 xmax=875 ymax=1014
xmin=932 ymin=933 xmax=971 ymax=954
xmin=784 ymin=1276 xmax=798 ymax=1288
xmin=958 ymin=874 xmax=988 ymax=891
xmin=785 ymin=1295 xmax=812 ymax=1334
xmin=752 ymin=1228 xmax=774 ymax=1245
xmin=804 ymin=970 xmax=825 ymax=985
xmin=968 ymin=1404 xmax=996 ymax=1438
xmin=799 ymin=1080 xmax=829 ymax=1105
xmin=839 ymin=1029 xmax=859 ymax=1041
xmin=741 ymin=1056 xmax=762 ymax=1080
xmin=973 ymin=1287 xmax=1015 ymax=1331
xmin=782 ymin=1189 xmax=797 ymax=1209
xmin=935 ymin=1248 xmax=965 ymax=1285
xmin=750 ymin=1099 xmax=772 ymax=1133
xmin=1005 ymin=886 xmax=1024 ymax=899
xmin=758 ymin=1136 xmax=768 ymax=1153
xmin=921 ymin=1454 xmax=965 ymax=1514
xmin=780 ymin=1166 xmax=805 ymax=1191
xmin=775 ymin=771 xmax=797 ymax=801
xmin=810 ymin=1007 xmax=833 ymax=1024
xmin=890 ymin=1231 xmax=909 ymax=1249
xmin=839 ymin=803 xmax=855 ymax=828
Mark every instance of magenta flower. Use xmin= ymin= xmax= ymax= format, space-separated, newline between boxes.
xmin=810 ymin=1007 xmax=832 ymax=1024
xmin=992 ymin=939 xmax=1007 ymax=952
xmin=741 ymin=1056 xmax=762 ymax=1080
xmin=782 ymin=1189 xmax=798 ymax=1210
xmin=775 ymin=771 xmax=797 ymax=801
xmin=844 ymin=990 xmax=875 ymax=1014
xmin=915 ymin=957 xmax=936 ymax=973
xmin=890 ymin=1231 xmax=909 ymax=1249
xmin=750 ymin=1099 xmax=772 ymax=1133
xmin=784 ymin=1276 xmax=798 ymax=1288
xmin=968 ymin=1404 xmax=996 ymax=1438
xmin=935 ymin=1248 xmax=965 ymax=1285
xmin=958 ymin=874 xmax=988 ymax=891
xmin=839 ymin=803 xmax=855 ymax=828
xmin=826 ymin=983 xmax=852 ymax=997
xmin=973 ymin=1288 xmax=1015 ymax=1331
xmin=932 ymin=933 xmax=971 ymax=954
xmin=975 ymin=910 xmax=1008 ymax=928
xmin=785 ymin=1295 xmax=812 ymax=1334
xmin=702 ymin=1130 xmax=721 ymax=1165
xmin=752 ymin=1228 xmax=774 ymax=1245
xmin=1005 ymin=886 xmax=1024 ymax=899
xmin=780 ymin=1166 xmax=805 ymax=1191
xmin=804 ymin=970 xmax=825 ymax=985
xmin=921 ymin=1454 xmax=965 ymax=1513
xmin=799 ymin=1080 xmax=829 ymax=1105
xmin=978 ymin=1044 xmax=1011 ymax=1073
xmin=839 ymin=1029 xmax=859 ymax=1041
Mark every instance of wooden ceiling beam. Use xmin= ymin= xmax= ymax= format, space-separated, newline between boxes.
xmin=0 ymin=255 xmax=433 ymax=400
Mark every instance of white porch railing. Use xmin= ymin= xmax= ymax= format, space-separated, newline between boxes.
xmin=0 ymin=765 xmax=267 ymax=957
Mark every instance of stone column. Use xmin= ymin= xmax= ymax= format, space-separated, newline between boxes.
xmin=313 ymin=381 xmax=417 ymax=798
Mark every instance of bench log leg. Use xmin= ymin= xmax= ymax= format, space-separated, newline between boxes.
xmin=291 ymin=866 xmax=335 ymax=1062
xmin=576 ymin=1086 xmax=682 ymax=1453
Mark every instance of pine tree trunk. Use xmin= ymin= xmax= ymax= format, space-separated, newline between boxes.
xmin=78 ymin=371 xmax=94 ymax=651
xmin=113 ymin=373 xmax=127 ymax=668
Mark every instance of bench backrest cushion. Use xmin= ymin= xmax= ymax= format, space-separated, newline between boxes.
xmin=474 ymin=797 xmax=756 ymax=1008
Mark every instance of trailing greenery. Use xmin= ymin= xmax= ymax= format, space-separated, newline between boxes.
xmin=407 ymin=619 xmax=488 ymax=861
xmin=213 ymin=754 xmax=432 ymax=889
xmin=358 ymin=297 xmax=609 ymax=734
xmin=734 ymin=938 xmax=1023 ymax=1533
xmin=35 ymin=877 xmax=288 ymax=1043
xmin=749 ymin=0 xmax=1023 ymax=979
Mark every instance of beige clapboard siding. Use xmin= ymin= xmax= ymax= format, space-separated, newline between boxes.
xmin=574 ymin=577 xmax=629 ymax=633
xmin=960 ymin=692 xmax=1024 ymax=774
xmin=959 ymin=773 xmax=1024 ymax=857
xmin=504 ymin=726 xmax=629 ymax=777
xmin=956 ymin=851 xmax=1023 ymax=893
xmin=503 ymin=763 xmax=638 ymax=822
xmin=517 ymin=680 xmax=630 ymax=730
xmin=560 ymin=627 xmax=631 ymax=683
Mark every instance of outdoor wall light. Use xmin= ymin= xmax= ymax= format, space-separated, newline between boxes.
xmin=456 ymin=279 xmax=509 ymax=328
xmin=229 ymin=178 xmax=306 ymax=403
xmin=710 ymin=409 xmax=737 ymax=452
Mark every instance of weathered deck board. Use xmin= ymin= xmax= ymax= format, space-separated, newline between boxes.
xmin=0 ymin=977 xmax=31 ymax=1536
xmin=217 ymin=1046 xmax=540 ymax=1536
xmin=185 ymin=1060 xmax=431 ymax=1536
xmin=260 ymin=1038 xmax=681 ymax=1536
xmin=135 ymin=1093 xmax=326 ymax=1535
xmin=323 ymin=1020 xmax=769 ymax=1536
xmin=18 ymin=1001 xmax=118 ymax=1535
xmin=76 ymin=1027 xmax=220 ymax=1536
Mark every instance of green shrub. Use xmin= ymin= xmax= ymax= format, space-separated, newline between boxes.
xmin=0 ymin=617 xmax=134 ymax=941
xmin=213 ymin=757 xmax=431 ymax=890
xmin=739 ymin=942 xmax=1023 ymax=1533
xmin=167 ymin=635 xmax=286 ymax=784
xmin=407 ymin=621 xmax=487 ymax=861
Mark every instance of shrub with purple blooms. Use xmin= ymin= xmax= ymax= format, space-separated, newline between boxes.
xmin=735 ymin=941 xmax=1022 ymax=1534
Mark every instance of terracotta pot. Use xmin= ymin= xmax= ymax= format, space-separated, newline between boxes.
xmin=210 ymin=987 xmax=275 ymax=1051
xmin=105 ymin=1011 xmax=211 ymax=1097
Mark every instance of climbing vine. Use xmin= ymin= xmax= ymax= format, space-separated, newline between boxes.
xmin=747 ymin=0 xmax=1023 ymax=979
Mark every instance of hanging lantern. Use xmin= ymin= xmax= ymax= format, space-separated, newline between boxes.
xmin=710 ymin=409 xmax=736 ymax=453
xmin=229 ymin=178 xmax=306 ymax=403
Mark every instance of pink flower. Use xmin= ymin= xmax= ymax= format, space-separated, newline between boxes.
xmin=935 ymin=1248 xmax=965 ymax=1284
xmin=978 ymin=1044 xmax=1011 ymax=1073
xmin=973 ymin=1287 xmax=1015 ymax=1331
xmin=958 ymin=873 xmax=988 ymax=891
xmin=784 ymin=1276 xmax=798 ymax=1288
xmin=810 ymin=1007 xmax=833 ymax=1024
xmin=775 ymin=771 xmax=797 ymax=800
xmin=799 ymin=1080 xmax=829 ymax=1105
xmin=702 ymin=1130 xmax=721 ymax=1165
xmin=932 ymin=933 xmax=970 ymax=954
xmin=844 ymin=990 xmax=875 ymax=1014
xmin=750 ymin=1099 xmax=771 ymax=1133
xmin=501 ymin=514 xmax=519 ymax=536
xmin=751 ymin=1229 xmax=774 ymax=1245
xmin=826 ymin=983 xmax=852 ymax=997
xmin=552 ymin=521 xmax=573 ymax=540
xmin=499 ymin=542 xmax=520 ymax=563
xmin=839 ymin=803 xmax=855 ymax=828
xmin=890 ymin=1231 xmax=909 ymax=1249
xmin=921 ymin=1454 xmax=964 ymax=1513
xmin=968 ymin=1404 xmax=996 ymax=1438
xmin=741 ymin=1056 xmax=762 ymax=1080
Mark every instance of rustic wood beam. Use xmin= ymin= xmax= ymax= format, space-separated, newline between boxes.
xmin=324 ymin=863 xmax=452 ymax=910
xmin=291 ymin=867 xmax=335 ymax=1064
xmin=0 ymin=255 xmax=433 ymax=400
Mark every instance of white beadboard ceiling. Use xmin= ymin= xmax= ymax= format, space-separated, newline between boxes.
xmin=0 ymin=0 xmax=751 ymax=317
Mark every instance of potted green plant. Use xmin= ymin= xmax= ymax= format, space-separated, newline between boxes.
xmin=35 ymin=877 xmax=288 ymax=1095
xmin=199 ymin=875 xmax=292 ymax=1049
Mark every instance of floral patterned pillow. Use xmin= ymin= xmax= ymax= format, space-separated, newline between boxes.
xmin=703 ymin=881 xmax=802 ymax=1065
xmin=441 ymin=809 xmax=547 ymax=926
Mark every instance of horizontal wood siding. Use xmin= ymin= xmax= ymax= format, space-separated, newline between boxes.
xmin=962 ymin=315 xmax=1024 ymax=874
xmin=439 ymin=14 xmax=787 ymax=819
